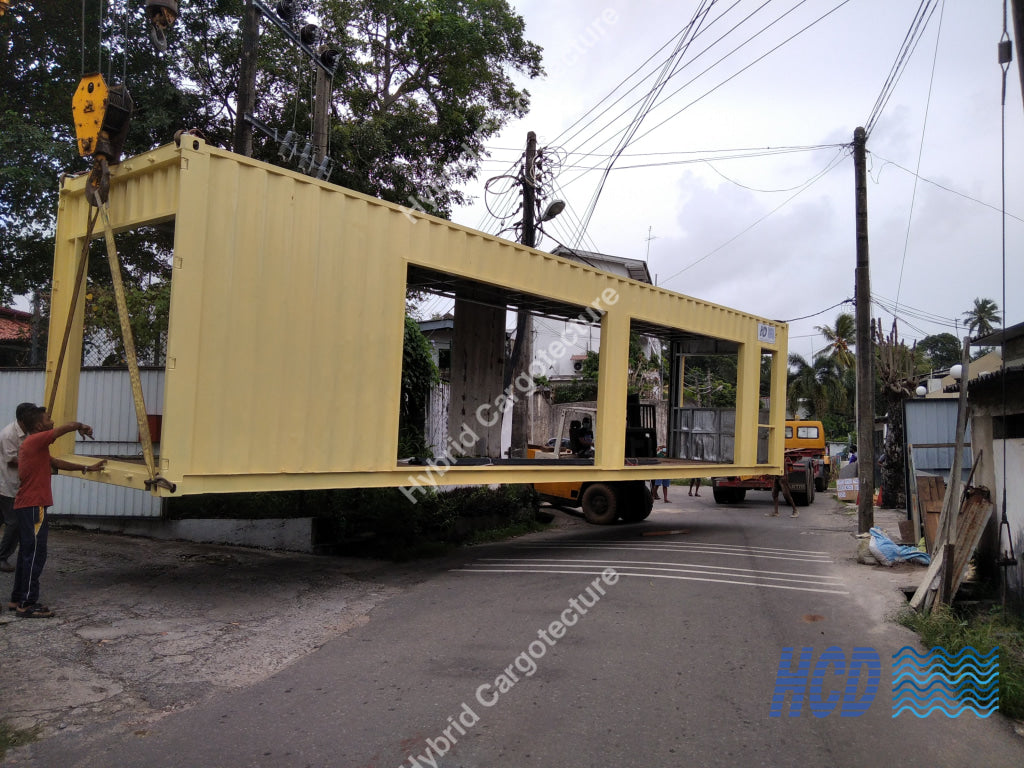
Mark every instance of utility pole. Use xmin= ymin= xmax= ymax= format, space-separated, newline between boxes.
xmin=234 ymin=0 xmax=260 ymax=156
xmin=313 ymin=49 xmax=332 ymax=165
xmin=508 ymin=131 xmax=537 ymax=456
xmin=853 ymin=126 xmax=874 ymax=534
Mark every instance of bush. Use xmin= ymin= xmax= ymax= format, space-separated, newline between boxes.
xmin=323 ymin=484 xmax=542 ymax=560
xmin=165 ymin=484 xmax=544 ymax=560
xmin=897 ymin=604 xmax=1024 ymax=719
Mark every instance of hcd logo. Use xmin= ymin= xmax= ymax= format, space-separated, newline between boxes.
xmin=770 ymin=646 xmax=880 ymax=717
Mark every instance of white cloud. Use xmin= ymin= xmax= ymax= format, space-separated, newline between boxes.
xmin=453 ymin=0 xmax=1023 ymax=362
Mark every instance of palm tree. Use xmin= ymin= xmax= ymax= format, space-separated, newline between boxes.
xmin=963 ymin=298 xmax=1001 ymax=337
xmin=814 ymin=312 xmax=856 ymax=370
xmin=787 ymin=353 xmax=847 ymax=419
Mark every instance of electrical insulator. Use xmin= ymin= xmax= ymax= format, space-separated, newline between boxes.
xmin=320 ymin=48 xmax=341 ymax=75
xmin=278 ymin=130 xmax=298 ymax=161
xmin=300 ymin=24 xmax=319 ymax=46
xmin=275 ymin=0 xmax=294 ymax=22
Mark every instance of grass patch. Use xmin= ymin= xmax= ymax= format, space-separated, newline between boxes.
xmin=0 ymin=722 xmax=40 ymax=759
xmin=463 ymin=519 xmax=550 ymax=546
xmin=896 ymin=604 xmax=1024 ymax=719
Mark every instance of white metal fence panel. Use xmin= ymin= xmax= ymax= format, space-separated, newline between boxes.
xmin=0 ymin=368 xmax=164 ymax=518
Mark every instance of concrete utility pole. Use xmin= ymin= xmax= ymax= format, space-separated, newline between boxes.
xmin=508 ymin=131 xmax=537 ymax=456
xmin=233 ymin=0 xmax=260 ymax=156
xmin=853 ymin=126 xmax=874 ymax=534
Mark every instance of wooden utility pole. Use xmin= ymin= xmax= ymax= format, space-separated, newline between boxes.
xmin=233 ymin=0 xmax=260 ymax=156
xmin=312 ymin=53 xmax=332 ymax=165
xmin=853 ymin=126 xmax=874 ymax=534
xmin=509 ymin=131 xmax=537 ymax=456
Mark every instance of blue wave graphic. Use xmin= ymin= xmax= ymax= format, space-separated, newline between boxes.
xmin=891 ymin=646 xmax=999 ymax=718
xmin=893 ymin=657 xmax=999 ymax=674
xmin=893 ymin=671 xmax=1000 ymax=686
xmin=892 ymin=646 xmax=999 ymax=662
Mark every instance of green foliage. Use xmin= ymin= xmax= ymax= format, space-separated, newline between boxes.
xmin=963 ymin=297 xmax=1001 ymax=337
xmin=0 ymin=721 xmax=40 ymax=760
xmin=916 ymin=333 xmax=962 ymax=372
xmin=683 ymin=355 xmax=738 ymax=407
xmin=552 ymin=381 xmax=598 ymax=404
xmin=814 ymin=312 xmax=856 ymax=370
xmin=326 ymin=484 xmax=542 ymax=560
xmin=628 ymin=332 xmax=661 ymax=398
xmin=787 ymin=353 xmax=850 ymax=423
xmin=399 ymin=316 xmax=440 ymax=458
xmin=84 ymin=278 xmax=171 ymax=365
xmin=897 ymin=604 xmax=1024 ymax=719
xmin=2 ymin=0 xmax=543 ymax=305
xmin=579 ymin=349 xmax=600 ymax=381
xmin=0 ymin=1 xmax=205 ymax=305
xmin=167 ymin=484 xmax=543 ymax=561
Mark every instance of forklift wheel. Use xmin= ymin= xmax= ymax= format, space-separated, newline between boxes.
xmin=581 ymin=483 xmax=619 ymax=525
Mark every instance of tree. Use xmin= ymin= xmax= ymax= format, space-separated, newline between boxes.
xmin=399 ymin=316 xmax=439 ymax=458
xmin=872 ymin=319 xmax=918 ymax=509
xmin=1 ymin=2 xmax=207 ymax=306
xmin=814 ymin=312 xmax=855 ymax=370
xmin=786 ymin=353 xmax=846 ymax=421
xmin=174 ymin=0 xmax=542 ymax=216
xmin=2 ymin=0 xmax=543 ymax=305
xmin=963 ymin=297 xmax=1001 ymax=337
xmin=916 ymin=333 xmax=961 ymax=372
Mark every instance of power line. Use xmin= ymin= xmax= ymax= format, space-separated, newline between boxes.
xmin=657 ymin=146 xmax=848 ymax=286
xmin=570 ymin=0 xmax=719 ymax=247
xmin=863 ymin=0 xmax=939 ymax=138
xmin=868 ymin=153 xmax=1024 ymax=223
xmin=894 ymin=0 xmax=945 ymax=312
xmin=782 ymin=299 xmax=853 ymax=324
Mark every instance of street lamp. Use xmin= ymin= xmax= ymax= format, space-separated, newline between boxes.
xmin=540 ymin=200 xmax=565 ymax=222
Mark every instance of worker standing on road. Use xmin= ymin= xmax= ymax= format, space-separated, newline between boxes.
xmin=766 ymin=475 xmax=799 ymax=519
xmin=651 ymin=446 xmax=671 ymax=502
xmin=9 ymin=405 xmax=106 ymax=618
xmin=0 ymin=403 xmax=39 ymax=572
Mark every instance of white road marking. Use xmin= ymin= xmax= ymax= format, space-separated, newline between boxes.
xmin=455 ymin=540 xmax=847 ymax=594
xmin=458 ymin=567 xmax=849 ymax=595
xmin=514 ymin=542 xmax=833 ymax=564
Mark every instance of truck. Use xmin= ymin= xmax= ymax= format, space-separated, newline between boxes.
xmin=711 ymin=419 xmax=828 ymax=506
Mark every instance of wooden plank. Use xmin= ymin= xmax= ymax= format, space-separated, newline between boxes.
xmin=910 ymin=547 xmax=944 ymax=610
xmin=948 ymin=487 xmax=994 ymax=598
xmin=907 ymin=445 xmax=922 ymax=546
xmin=910 ymin=486 xmax=993 ymax=611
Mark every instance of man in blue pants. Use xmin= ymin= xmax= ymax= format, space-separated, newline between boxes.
xmin=9 ymin=405 xmax=105 ymax=618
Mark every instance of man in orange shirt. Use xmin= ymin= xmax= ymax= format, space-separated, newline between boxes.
xmin=9 ymin=405 xmax=106 ymax=618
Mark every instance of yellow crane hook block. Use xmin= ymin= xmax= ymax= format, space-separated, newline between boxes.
xmin=72 ymin=73 xmax=108 ymax=157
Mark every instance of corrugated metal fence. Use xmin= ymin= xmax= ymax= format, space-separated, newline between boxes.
xmin=0 ymin=368 xmax=164 ymax=517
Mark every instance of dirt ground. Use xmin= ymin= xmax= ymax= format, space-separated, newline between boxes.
xmin=0 ymin=529 xmax=418 ymax=740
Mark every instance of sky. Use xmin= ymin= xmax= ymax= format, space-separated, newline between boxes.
xmin=443 ymin=0 xmax=1024 ymax=365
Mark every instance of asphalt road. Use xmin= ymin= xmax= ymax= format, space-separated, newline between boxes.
xmin=3 ymin=491 xmax=1023 ymax=767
